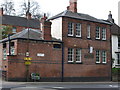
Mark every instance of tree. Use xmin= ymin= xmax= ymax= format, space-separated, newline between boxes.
xmin=18 ymin=0 xmax=42 ymax=19
xmin=0 ymin=0 xmax=15 ymax=15
xmin=1 ymin=26 xmax=12 ymax=39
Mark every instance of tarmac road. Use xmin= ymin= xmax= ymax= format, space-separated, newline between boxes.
xmin=1 ymin=81 xmax=120 ymax=90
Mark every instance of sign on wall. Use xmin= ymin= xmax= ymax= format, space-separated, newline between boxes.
xmin=37 ymin=53 xmax=45 ymax=57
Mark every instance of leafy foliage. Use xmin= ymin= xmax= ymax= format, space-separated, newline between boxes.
xmin=18 ymin=0 xmax=42 ymax=19
xmin=1 ymin=26 xmax=12 ymax=39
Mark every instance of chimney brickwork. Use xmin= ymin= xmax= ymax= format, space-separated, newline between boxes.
xmin=0 ymin=8 xmax=3 ymax=16
xmin=67 ymin=0 xmax=77 ymax=13
xmin=40 ymin=14 xmax=52 ymax=40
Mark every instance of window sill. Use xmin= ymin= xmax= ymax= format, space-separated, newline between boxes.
xmin=76 ymin=36 xmax=81 ymax=38
xmin=76 ymin=62 xmax=83 ymax=64
xmin=115 ymin=64 xmax=120 ymax=66
xmin=67 ymin=61 xmax=74 ymax=64
xmin=102 ymin=39 xmax=106 ymax=41
xmin=96 ymin=62 xmax=107 ymax=65
xmin=67 ymin=35 xmax=82 ymax=39
xmin=68 ymin=35 xmax=74 ymax=37
xmin=67 ymin=61 xmax=83 ymax=64
xmin=7 ymin=54 xmax=17 ymax=56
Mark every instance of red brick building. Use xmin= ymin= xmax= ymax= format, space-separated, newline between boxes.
xmin=0 ymin=15 xmax=63 ymax=81
xmin=0 ymin=7 xmax=40 ymax=37
xmin=49 ymin=0 xmax=112 ymax=81
xmin=0 ymin=0 xmax=112 ymax=81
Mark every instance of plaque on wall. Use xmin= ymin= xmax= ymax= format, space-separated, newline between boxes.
xmin=84 ymin=53 xmax=94 ymax=59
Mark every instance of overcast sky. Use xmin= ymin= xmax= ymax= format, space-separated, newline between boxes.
xmin=0 ymin=0 xmax=120 ymax=24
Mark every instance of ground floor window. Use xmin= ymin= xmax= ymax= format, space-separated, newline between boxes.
xmin=68 ymin=48 xmax=74 ymax=62
xmin=96 ymin=50 xmax=107 ymax=64
xmin=96 ymin=50 xmax=100 ymax=63
xmin=68 ymin=48 xmax=81 ymax=63
xmin=102 ymin=51 xmax=107 ymax=63
xmin=117 ymin=53 xmax=120 ymax=65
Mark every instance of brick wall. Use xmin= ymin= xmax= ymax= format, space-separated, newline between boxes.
xmin=62 ymin=17 xmax=111 ymax=79
xmin=6 ymin=39 xmax=62 ymax=80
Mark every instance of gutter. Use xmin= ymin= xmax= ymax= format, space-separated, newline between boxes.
xmin=0 ymin=38 xmax=63 ymax=44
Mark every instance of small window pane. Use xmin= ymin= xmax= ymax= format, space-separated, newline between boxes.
xmin=76 ymin=23 xmax=81 ymax=37
xmin=96 ymin=27 xmax=100 ymax=39
xmin=96 ymin=50 xmax=100 ymax=63
xmin=68 ymin=48 xmax=74 ymax=62
xmin=87 ymin=25 xmax=91 ymax=38
xmin=68 ymin=22 xmax=74 ymax=36
xmin=102 ymin=51 xmax=107 ymax=63
xmin=76 ymin=49 xmax=81 ymax=62
xmin=102 ymin=28 xmax=106 ymax=40
xmin=117 ymin=54 xmax=120 ymax=64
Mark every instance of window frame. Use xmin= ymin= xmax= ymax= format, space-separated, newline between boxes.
xmin=68 ymin=22 xmax=74 ymax=36
xmin=117 ymin=53 xmax=120 ymax=65
xmin=3 ymin=48 xmax=7 ymax=60
xmin=118 ymin=37 xmax=120 ymax=49
xmin=102 ymin=27 xmax=106 ymax=40
xmin=87 ymin=25 xmax=91 ymax=38
xmin=96 ymin=27 xmax=100 ymax=39
xmin=76 ymin=48 xmax=82 ymax=63
xmin=68 ymin=48 xmax=74 ymax=62
xmin=10 ymin=47 xmax=15 ymax=55
xmin=96 ymin=50 xmax=100 ymax=63
xmin=102 ymin=51 xmax=107 ymax=63
xmin=76 ymin=23 xmax=81 ymax=37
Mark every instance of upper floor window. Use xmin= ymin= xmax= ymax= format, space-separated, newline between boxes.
xmin=87 ymin=25 xmax=91 ymax=38
xmin=102 ymin=51 xmax=107 ymax=63
xmin=96 ymin=27 xmax=100 ymax=39
xmin=68 ymin=48 xmax=74 ymax=62
xmin=12 ymin=27 xmax=17 ymax=34
xmin=102 ymin=27 xmax=106 ymax=40
xmin=118 ymin=37 xmax=120 ymax=49
xmin=76 ymin=23 xmax=81 ymax=37
xmin=68 ymin=22 xmax=74 ymax=36
xmin=76 ymin=48 xmax=81 ymax=62
xmin=96 ymin=50 xmax=100 ymax=63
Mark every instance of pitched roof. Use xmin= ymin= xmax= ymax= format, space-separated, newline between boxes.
xmin=102 ymin=20 xmax=120 ymax=35
xmin=0 ymin=29 xmax=62 ymax=43
xmin=0 ymin=29 xmax=43 ymax=42
xmin=49 ymin=10 xmax=111 ymax=25
xmin=111 ymin=23 xmax=120 ymax=35
xmin=0 ymin=15 xmax=40 ymax=28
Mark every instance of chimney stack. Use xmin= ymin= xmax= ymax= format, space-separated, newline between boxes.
xmin=107 ymin=11 xmax=114 ymax=23
xmin=67 ymin=0 xmax=77 ymax=13
xmin=26 ymin=11 xmax=32 ymax=19
xmin=40 ymin=14 xmax=52 ymax=40
xmin=0 ymin=7 xmax=3 ymax=16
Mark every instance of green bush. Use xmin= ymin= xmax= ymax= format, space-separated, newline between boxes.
xmin=112 ymin=68 xmax=120 ymax=75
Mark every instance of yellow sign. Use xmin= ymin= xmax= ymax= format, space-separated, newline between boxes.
xmin=24 ymin=57 xmax=32 ymax=61
xmin=25 ymin=61 xmax=32 ymax=65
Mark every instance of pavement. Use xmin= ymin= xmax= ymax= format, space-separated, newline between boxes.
xmin=1 ymin=81 xmax=120 ymax=90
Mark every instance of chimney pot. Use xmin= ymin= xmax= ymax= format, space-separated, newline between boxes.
xmin=69 ymin=0 xmax=77 ymax=13
xmin=70 ymin=0 xmax=77 ymax=3
xmin=107 ymin=11 xmax=114 ymax=23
